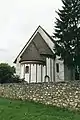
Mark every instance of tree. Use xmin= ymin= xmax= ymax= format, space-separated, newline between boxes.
xmin=54 ymin=0 xmax=80 ymax=78
xmin=0 ymin=63 xmax=16 ymax=83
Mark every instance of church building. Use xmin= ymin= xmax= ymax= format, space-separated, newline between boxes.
xmin=14 ymin=26 xmax=75 ymax=83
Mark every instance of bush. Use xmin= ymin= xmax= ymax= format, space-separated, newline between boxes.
xmin=0 ymin=63 xmax=16 ymax=83
xmin=12 ymin=75 xmax=24 ymax=83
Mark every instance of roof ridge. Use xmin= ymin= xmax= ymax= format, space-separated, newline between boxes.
xmin=39 ymin=26 xmax=56 ymax=43
xmin=14 ymin=25 xmax=55 ymax=63
xmin=32 ymin=41 xmax=41 ymax=54
xmin=14 ymin=26 xmax=40 ymax=63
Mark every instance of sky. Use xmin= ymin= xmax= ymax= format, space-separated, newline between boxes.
xmin=0 ymin=0 xmax=62 ymax=65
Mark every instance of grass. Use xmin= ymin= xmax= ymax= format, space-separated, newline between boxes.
xmin=0 ymin=98 xmax=80 ymax=120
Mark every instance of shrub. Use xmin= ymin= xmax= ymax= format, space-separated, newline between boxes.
xmin=0 ymin=63 xmax=15 ymax=83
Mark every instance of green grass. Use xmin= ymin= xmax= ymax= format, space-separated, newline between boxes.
xmin=0 ymin=98 xmax=80 ymax=120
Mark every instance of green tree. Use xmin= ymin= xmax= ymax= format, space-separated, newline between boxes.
xmin=0 ymin=63 xmax=16 ymax=83
xmin=54 ymin=0 xmax=80 ymax=78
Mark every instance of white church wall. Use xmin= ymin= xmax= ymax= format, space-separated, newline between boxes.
xmin=20 ymin=63 xmax=46 ymax=83
xmin=51 ymin=59 xmax=54 ymax=82
xmin=25 ymin=64 xmax=30 ymax=83
xmin=37 ymin=65 xmax=41 ymax=82
xmin=46 ymin=58 xmax=50 ymax=80
xmin=16 ymin=57 xmax=21 ymax=76
xmin=42 ymin=65 xmax=46 ymax=82
xmin=20 ymin=64 xmax=25 ymax=79
xmin=31 ymin=64 xmax=36 ymax=83
xmin=50 ymin=58 xmax=53 ymax=82
xmin=55 ymin=58 xmax=64 ymax=82
xmin=19 ymin=59 xmax=64 ymax=83
xmin=46 ymin=58 xmax=55 ymax=82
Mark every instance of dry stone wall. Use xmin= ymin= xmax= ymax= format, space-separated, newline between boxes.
xmin=0 ymin=81 xmax=80 ymax=110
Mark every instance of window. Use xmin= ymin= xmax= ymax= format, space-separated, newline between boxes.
xmin=56 ymin=63 xmax=59 ymax=73
xmin=25 ymin=66 xmax=29 ymax=73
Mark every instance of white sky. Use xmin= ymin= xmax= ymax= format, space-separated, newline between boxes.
xmin=0 ymin=0 xmax=62 ymax=65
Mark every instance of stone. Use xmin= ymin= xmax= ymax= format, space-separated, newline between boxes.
xmin=0 ymin=82 xmax=80 ymax=110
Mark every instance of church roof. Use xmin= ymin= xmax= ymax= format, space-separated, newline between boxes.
xmin=14 ymin=26 xmax=55 ymax=63
xmin=20 ymin=40 xmax=46 ymax=63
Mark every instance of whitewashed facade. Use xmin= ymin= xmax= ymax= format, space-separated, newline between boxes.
xmin=14 ymin=26 xmax=74 ymax=83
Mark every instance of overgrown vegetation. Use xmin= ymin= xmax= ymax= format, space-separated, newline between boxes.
xmin=0 ymin=97 xmax=80 ymax=120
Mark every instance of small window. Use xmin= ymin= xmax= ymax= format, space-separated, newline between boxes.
xmin=25 ymin=66 xmax=29 ymax=73
xmin=56 ymin=63 xmax=59 ymax=73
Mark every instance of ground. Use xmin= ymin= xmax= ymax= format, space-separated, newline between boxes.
xmin=0 ymin=97 xmax=80 ymax=120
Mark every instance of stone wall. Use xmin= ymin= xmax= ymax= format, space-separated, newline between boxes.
xmin=0 ymin=81 xmax=80 ymax=110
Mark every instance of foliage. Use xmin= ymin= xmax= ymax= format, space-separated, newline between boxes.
xmin=54 ymin=0 xmax=80 ymax=73
xmin=0 ymin=63 xmax=20 ymax=83
xmin=12 ymin=75 xmax=24 ymax=83
xmin=11 ymin=75 xmax=21 ymax=83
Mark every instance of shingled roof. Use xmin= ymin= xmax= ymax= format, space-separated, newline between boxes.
xmin=19 ymin=32 xmax=54 ymax=63
xmin=20 ymin=40 xmax=46 ymax=63
xmin=14 ymin=26 xmax=55 ymax=63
